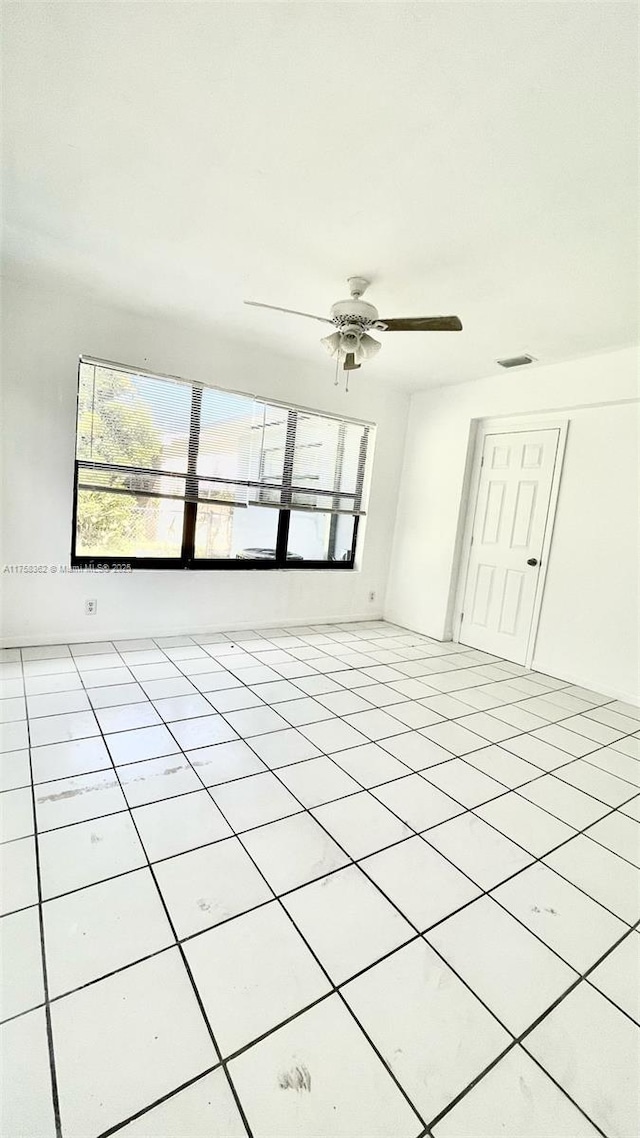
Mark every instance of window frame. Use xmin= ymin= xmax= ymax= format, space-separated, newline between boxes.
xmin=70 ymin=364 xmax=368 ymax=572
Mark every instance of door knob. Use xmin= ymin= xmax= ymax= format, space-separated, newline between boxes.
xmin=527 ymin=558 xmax=539 ymax=566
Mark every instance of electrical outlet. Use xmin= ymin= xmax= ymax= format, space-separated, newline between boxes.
xmin=368 ymin=591 xmax=376 ymax=603
xmin=85 ymin=599 xmax=98 ymax=616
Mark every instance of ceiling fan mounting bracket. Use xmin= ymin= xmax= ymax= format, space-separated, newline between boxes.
xmin=347 ymin=276 xmax=370 ymax=299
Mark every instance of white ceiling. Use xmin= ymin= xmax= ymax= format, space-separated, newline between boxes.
xmin=2 ymin=2 xmax=638 ymax=390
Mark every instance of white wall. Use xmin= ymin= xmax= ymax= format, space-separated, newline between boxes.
xmin=385 ymin=347 xmax=640 ymax=702
xmin=0 ymin=275 xmax=410 ymax=644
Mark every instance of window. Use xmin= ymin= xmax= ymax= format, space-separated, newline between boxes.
xmin=71 ymin=358 xmax=372 ymax=570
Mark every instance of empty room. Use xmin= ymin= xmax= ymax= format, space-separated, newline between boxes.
xmin=1 ymin=2 xmax=638 ymax=1137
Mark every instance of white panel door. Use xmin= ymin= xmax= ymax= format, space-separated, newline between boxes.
xmin=459 ymin=428 xmax=560 ymax=663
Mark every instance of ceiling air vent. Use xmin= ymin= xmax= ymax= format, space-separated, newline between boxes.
xmin=497 ymin=353 xmax=536 ymax=369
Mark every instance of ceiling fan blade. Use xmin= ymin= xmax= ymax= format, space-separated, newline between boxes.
xmin=379 ymin=316 xmax=463 ymax=332
xmin=244 ymin=301 xmax=333 ymax=325
xmin=343 ymin=353 xmax=361 ymax=371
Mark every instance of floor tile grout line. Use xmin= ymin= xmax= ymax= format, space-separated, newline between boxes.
xmin=4 ymin=628 xmax=637 ymax=1133
xmin=473 ymin=791 xmax=640 ymax=872
xmin=17 ymin=648 xmax=63 ymax=1138
xmin=177 ymin=663 xmax=640 ymax=974
xmin=5 ymin=903 xmax=639 ymax=1133
xmin=556 ymin=808 xmax=640 ymax=870
xmin=584 ymin=957 xmax=640 ymax=1028
xmin=6 ymin=727 xmax=640 ymax=860
xmin=322 ymin=745 xmax=640 ymax=917
xmin=164 ymin=676 xmax=597 ymax=965
xmin=5 ymin=667 xmax=639 ymax=778
xmin=427 ymin=1039 xmax=608 ymax=1138
xmin=502 ymin=784 xmax=640 ymax=883
xmin=425 ymin=917 xmax=640 ymax=1135
xmin=541 ymin=760 xmax=640 ymax=805
xmin=6 ymin=629 xmax=630 ymax=719
xmin=164 ymin=727 xmax=432 ymax=1135
xmin=579 ymin=748 xmax=640 ymax=782
xmin=12 ymin=632 xmax=412 ymax=666
xmin=165 ymin=645 xmax=640 ymax=835
xmin=423 ymin=794 xmax=639 ymax=941
xmin=88 ymin=679 xmax=432 ymax=1130
xmin=15 ymin=725 xmax=640 ymax=830
xmin=6 ymin=690 xmax=639 ymax=761
xmin=455 ymin=749 xmax=640 ymax=818
xmin=4 ymin=628 xmax=633 ymax=732
xmin=9 ymin=724 xmax=640 ymax=853
xmin=229 ymin=721 xmax=639 ymax=936
xmin=1 ymin=944 xmax=180 ymax=1023
xmin=95 ymin=1062 xmax=221 ymax=1138
xmin=514 ymin=1048 xmax=611 ymax=1138
xmin=1 ymin=664 xmax=633 ymax=751
xmin=515 ymin=916 xmax=640 ymax=1076
xmin=64 ymin=666 xmax=258 ymax=1138
xmin=11 ymin=658 xmax=639 ymax=932
xmin=161 ymin=676 xmax=640 ymax=1074
xmin=0 ymin=792 xmax=491 ymax=921
xmin=8 ymin=657 xmax=640 ymax=789
xmin=4 ymin=776 xmax=637 ymax=1031
xmin=11 ymin=723 xmax=639 ymax=938
xmin=391 ymin=776 xmax=636 ymax=959
xmin=5 ymin=780 xmax=636 ymax=1025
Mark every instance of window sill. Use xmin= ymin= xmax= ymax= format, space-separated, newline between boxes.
xmin=70 ymin=558 xmax=357 ymax=572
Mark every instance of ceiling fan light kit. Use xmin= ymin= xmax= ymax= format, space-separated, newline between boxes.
xmin=320 ymin=328 xmax=382 ymax=363
xmin=244 ymin=277 xmax=462 ymax=386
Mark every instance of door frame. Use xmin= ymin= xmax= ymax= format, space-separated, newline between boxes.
xmin=452 ymin=415 xmax=569 ymax=667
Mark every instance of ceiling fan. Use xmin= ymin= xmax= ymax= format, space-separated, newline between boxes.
xmin=245 ymin=277 xmax=462 ymax=373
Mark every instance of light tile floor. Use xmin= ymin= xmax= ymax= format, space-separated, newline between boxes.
xmin=1 ymin=620 xmax=639 ymax=1138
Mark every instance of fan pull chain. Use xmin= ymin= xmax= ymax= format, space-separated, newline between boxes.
xmin=334 ymin=354 xmax=339 ymax=387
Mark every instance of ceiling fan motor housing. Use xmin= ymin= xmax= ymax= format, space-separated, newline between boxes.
xmin=330 ymin=297 xmax=379 ymax=327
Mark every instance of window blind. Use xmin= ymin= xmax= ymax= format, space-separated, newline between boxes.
xmin=76 ymin=359 xmax=371 ymax=517
xmin=77 ymin=361 xmax=257 ymax=508
xmin=287 ymin=411 xmax=369 ymax=515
